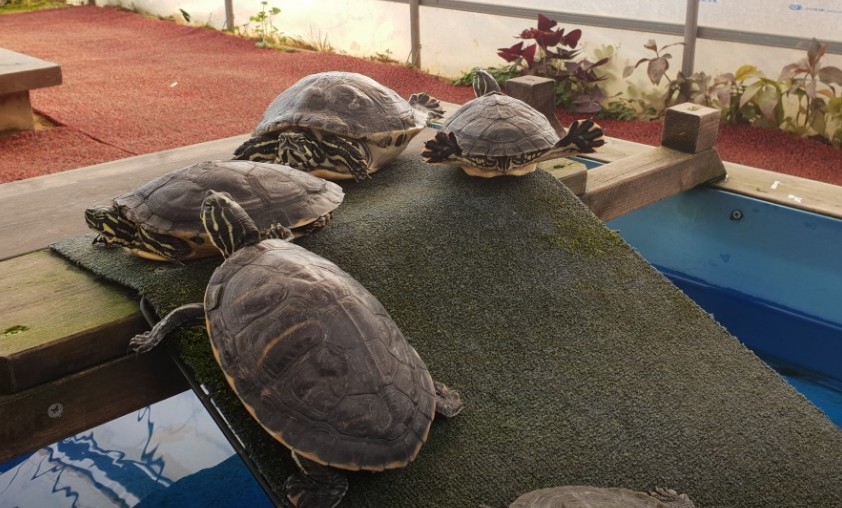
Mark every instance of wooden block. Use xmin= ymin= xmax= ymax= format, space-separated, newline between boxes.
xmin=0 ymin=347 xmax=188 ymax=462
xmin=661 ymin=103 xmax=720 ymax=153
xmin=537 ymin=158 xmax=587 ymax=195
xmin=0 ymin=48 xmax=62 ymax=96
xmin=0 ymin=90 xmax=34 ymax=131
xmin=0 ymin=250 xmax=148 ymax=393
xmin=505 ymin=75 xmax=566 ymax=135
xmin=582 ymin=147 xmax=727 ymax=221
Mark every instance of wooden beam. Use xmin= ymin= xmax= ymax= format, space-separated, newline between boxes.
xmin=582 ymin=147 xmax=726 ymax=222
xmin=0 ymin=347 xmax=188 ymax=463
xmin=0 ymin=250 xmax=148 ymax=394
xmin=661 ymin=102 xmax=720 ymax=153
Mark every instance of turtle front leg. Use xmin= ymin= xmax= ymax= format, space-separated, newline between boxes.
xmin=284 ymin=451 xmax=349 ymax=508
xmin=232 ymin=133 xmax=281 ymax=163
xmin=433 ymin=380 xmax=464 ymax=418
xmin=128 ymin=302 xmax=205 ymax=353
xmin=318 ymin=134 xmax=372 ymax=182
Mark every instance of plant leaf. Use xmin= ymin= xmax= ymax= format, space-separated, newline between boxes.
xmin=623 ymin=64 xmax=636 ymax=78
xmin=537 ymin=13 xmax=557 ymax=32
xmin=739 ymin=80 xmax=763 ymax=108
xmin=644 ymin=39 xmax=658 ymax=52
xmin=778 ymin=60 xmax=808 ymax=81
xmin=522 ymin=43 xmax=537 ymax=67
xmin=735 ymin=65 xmax=760 ymax=82
xmin=818 ymin=65 xmax=842 ymax=86
xmin=755 ymin=85 xmax=781 ymax=122
xmin=498 ymin=41 xmax=525 ymax=62
xmin=807 ymin=38 xmax=826 ymax=71
xmin=563 ymin=29 xmax=582 ymax=48
xmin=647 ymin=56 xmax=669 ymax=85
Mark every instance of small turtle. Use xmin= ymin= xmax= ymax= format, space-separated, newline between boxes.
xmin=509 ymin=486 xmax=696 ymax=508
xmin=422 ymin=68 xmax=605 ymax=178
xmin=233 ymin=71 xmax=444 ymax=182
xmin=129 ymin=190 xmax=463 ymax=507
xmin=84 ymin=160 xmax=343 ymax=262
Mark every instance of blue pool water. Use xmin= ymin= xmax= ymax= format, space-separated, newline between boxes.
xmin=0 ymin=390 xmax=273 ymax=507
xmin=663 ymin=267 xmax=842 ymax=427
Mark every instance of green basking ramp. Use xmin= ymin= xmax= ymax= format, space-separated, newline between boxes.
xmin=52 ymin=156 xmax=842 ymax=507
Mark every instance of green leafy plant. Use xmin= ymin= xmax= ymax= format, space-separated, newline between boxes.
xmin=236 ymin=1 xmax=282 ymax=48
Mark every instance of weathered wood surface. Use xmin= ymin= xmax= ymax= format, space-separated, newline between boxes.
xmin=0 ymin=347 xmax=187 ymax=462
xmin=506 ymin=75 xmax=566 ymax=135
xmin=0 ymin=250 xmax=148 ymax=393
xmin=0 ymin=48 xmax=62 ymax=95
xmin=661 ymin=102 xmax=720 ymax=153
xmin=582 ymin=148 xmax=727 ymax=222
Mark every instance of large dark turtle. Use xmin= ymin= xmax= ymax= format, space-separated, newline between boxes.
xmin=232 ymin=71 xmax=444 ymax=182
xmin=129 ymin=190 xmax=463 ymax=507
xmin=509 ymin=486 xmax=696 ymax=508
xmin=422 ymin=69 xmax=605 ymax=177
xmin=84 ymin=160 xmax=343 ymax=262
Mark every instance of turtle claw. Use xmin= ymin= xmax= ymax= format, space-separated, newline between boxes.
xmin=408 ymin=92 xmax=445 ymax=119
xmin=128 ymin=331 xmax=158 ymax=354
xmin=422 ymin=131 xmax=462 ymax=164
xmin=263 ymin=223 xmax=295 ymax=241
xmin=558 ymin=119 xmax=605 ymax=153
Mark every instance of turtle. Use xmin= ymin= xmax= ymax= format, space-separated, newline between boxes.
xmin=232 ymin=71 xmax=444 ymax=182
xmin=422 ymin=68 xmax=605 ymax=178
xmin=84 ymin=160 xmax=343 ymax=262
xmin=509 ymin=486 xmax=696 ymax=508
xmin=129 ymin=190 xmax=464 ymax=507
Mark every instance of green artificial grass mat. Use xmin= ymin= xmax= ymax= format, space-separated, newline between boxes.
xmin=52 ymin=156 xmax=842 ymax=507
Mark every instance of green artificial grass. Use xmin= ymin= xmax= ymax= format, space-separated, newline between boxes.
xmin=52 ymin=156 xmax=842 ymax=507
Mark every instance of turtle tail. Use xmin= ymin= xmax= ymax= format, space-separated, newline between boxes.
xmin=556 ymin=119 xmax=605 ymax=154
xmin=409 ymin=92 xmax=445 ymax=121
xmin=422 ymin=131 xmax=462 ymax=164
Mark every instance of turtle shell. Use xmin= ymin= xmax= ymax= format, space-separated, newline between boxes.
xmin=443 ymin=93 xmax=559 ymax=157
xmin=204 ymin=239 xmax=437 ymax=471
xmin=253 ymin=71 xmax=426 ymax=139
xmin=114 ymin=160 xmax=343 ymax=251
xmin=510 ymin=486 xmax=684 ymax=508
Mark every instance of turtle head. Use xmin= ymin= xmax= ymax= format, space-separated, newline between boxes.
xmin=84 ymin=204 xmax=137 ymax=247
xmin=472 ymin=69 xmax=501 ymax=97
xmin=200 ymin=191 xmax=261 ymax=257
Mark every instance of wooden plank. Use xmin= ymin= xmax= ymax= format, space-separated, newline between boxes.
xmin=661 ymin=103 xmax=720 ymax=153
xmin=0 ymin=348 xmax=188 ymax=463
xmin=0 ymin=250 xmax=148 ymax=393
xmin=0 ymin=48 xmax=62 ymax=95
xmin=582 ymin=147 xmax=727 ymax=222
xmin=537 ymin=158 xmax=588 ymax=195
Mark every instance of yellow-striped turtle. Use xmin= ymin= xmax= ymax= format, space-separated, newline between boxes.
xmin=232 ymin=71 xmax=444 ymax=182
xmin=422 ymin=69 xmax=605 ymax=178
xmin=129 ymin=191 xmax=463 ymax=507
xmin=509 ymin=486 xmax=696 ymax=508
xmin=84 ymin=160 xmax=343 ymax=262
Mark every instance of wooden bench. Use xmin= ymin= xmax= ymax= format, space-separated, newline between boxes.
xmin=0 ymin=48 xmax=62 ymax=131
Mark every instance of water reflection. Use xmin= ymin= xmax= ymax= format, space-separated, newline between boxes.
xmin=0 ymin=390 xmax=270 ymax=507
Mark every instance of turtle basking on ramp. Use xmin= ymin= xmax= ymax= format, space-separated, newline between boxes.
xmin=422 ymin=68 xmax=605 ymax=177
xmin=129 ymin=190 xmax=463 ymax=507
xmin=233 ymin=71 xmax=444 ymax=182
xmin=509 ymin=486 xmax=696 ymax=508
xmin=84 ymin=160 xmax=343 ymax=262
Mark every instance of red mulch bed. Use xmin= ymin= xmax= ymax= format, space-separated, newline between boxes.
xmin=1 ymin=5 xmax=840 ymax=185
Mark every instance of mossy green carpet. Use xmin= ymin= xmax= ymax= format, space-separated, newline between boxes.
xmin=52 ymin=156 xmax=842 ymax=507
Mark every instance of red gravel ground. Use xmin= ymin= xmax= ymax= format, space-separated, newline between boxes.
xmin=1 ymin=5 xmax=840 ymax=185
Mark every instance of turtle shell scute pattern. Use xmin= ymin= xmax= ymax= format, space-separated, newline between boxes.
xmin=443 ymin=93 xmax=559 ymax=158
xmin=254 ymin=72 xmax=426 ymax=139
xmin=205 ymin=240 xmax=437 ymax=471
xmin=115 ymin=160 xmax=343 ymax=236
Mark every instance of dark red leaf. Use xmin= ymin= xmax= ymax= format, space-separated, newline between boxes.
xmin=497 ymin=41 xmax=525 ymax=62
xmin=522 ymin=43 xmax=537 ymax=67
xmin=536 ymin=29 xmax=564 ymax=48
xmin=563 ymin=29 xmax=582 ymax=48
xmin=537 ymin=13 xmax=557 ymax=32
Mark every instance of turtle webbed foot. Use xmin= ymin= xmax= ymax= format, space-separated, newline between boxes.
xmin=558 ymin=119 xmax=605 ymax=153
xmin=433 ymin=380 xmax=464 ymax=418
xmin=284 ymin=454 xmax=349 ymax=508
xmin=422 ymin=131 xmax=462 ymax=164
xmin=262 ymin=223 xmax=295 ymax=242
xmin=649 ymin=487 xmax=696 ymax=508
xmin=128 ymin=331 xmax=161 ymax=354
xmin=409 ymin=92 xmax=445 ymax=120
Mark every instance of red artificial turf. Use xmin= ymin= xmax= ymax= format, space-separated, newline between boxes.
xmin=1 ymin=5 xmax=840 ymax=185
